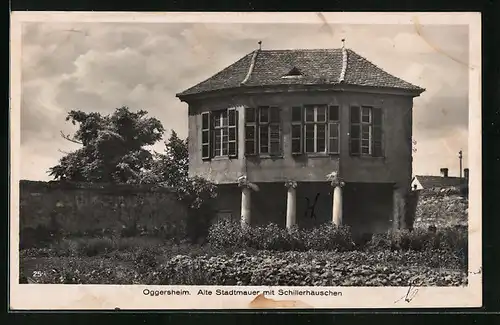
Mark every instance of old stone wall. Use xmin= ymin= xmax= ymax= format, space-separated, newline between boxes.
xmin=19 ymin=180 xmax=188 ymax=234
xmin=413 ymin=188 xmax=468 ymax=228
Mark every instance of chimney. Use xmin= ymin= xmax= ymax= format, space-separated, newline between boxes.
xmin=464 ymin=168 xmax=469 ymax=180
xmin=440 ymin=168 xmax=449 ymax=178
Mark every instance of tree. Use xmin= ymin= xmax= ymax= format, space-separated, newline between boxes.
xmin=147 ymin=130 xmax=217 ymax=242
xmin=50 ymin=107 xmax=218 ymax=243
xmin=146 ymin=130 xmax=217 ymax=209
xmin=141 ymin=130 xmax=189 ymax=186
xmin=49 ymin=106 xmax=165 ymax=183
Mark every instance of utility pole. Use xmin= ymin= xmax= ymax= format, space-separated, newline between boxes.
xmin=458 ymin=150 xmax=463 ymax=178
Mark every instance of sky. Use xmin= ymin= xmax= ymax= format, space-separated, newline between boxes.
xmin=19 ymin=22 xmax=470 ymax=181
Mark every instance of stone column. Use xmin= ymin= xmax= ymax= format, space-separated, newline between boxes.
xmin=238 ymin=175 xmax=258 ymax=229
xmin=240 ymin=186 xmax=252 ymax=229
xmin=327 ymin=172 xmax=345 ymax=227
xmin=285 ymin=180 xmax=298 ymax=229
xmin=332 ymin=185 xmax=343 ymax=226
xmin=392 ymin=186 xmax=407 ymax=230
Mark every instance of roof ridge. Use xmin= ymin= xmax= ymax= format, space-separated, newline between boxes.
xmin=338 ymin=47 xmax=348 ymax=83
xmin=241 ymin=49 xmax=260 ymax=85
xmin=176 ymin=50 xmax=255 ymax=96
xmin=346 ymin=49 xmax=424 ymax=90
xmin=258 ymin=48 xmax=343 ymax=52
xmin=416 ymin=175 xmax=463 ymax=178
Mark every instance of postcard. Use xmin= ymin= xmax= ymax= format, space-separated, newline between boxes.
xmin=9 ymin=11 xmax=482 ymax=310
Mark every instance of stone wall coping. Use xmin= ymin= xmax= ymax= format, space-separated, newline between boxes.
xmin=19 ymin=180 xmax=177 ymax=194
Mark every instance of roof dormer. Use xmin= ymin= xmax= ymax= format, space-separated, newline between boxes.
xmin=281 ymin=66 xmax=303 ymax=79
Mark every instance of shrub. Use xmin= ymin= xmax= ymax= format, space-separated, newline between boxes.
xmin=366 ymin=226 xmax=468 ymax=255
xmin=52 ymin=237 xmax=116 ymax=257
xmin=185 ymin=205 xmax=216 ymax=244
xmin=150 ymin=221 xmax=187 ymax=243
xmin=21 ymin=250 xmax=467 ymax=286
xmin=134 ymin=246 xmax=161 ymax=269
xmin=22 ymin=257 xmax=141 ymax=284
xmin=246 ymin=223 xmax=287 ymax=251
xmin=176 ymin=176 xmax=218 ymax=244
xmin=366 ymin=232 xmax=392 ymax=251
xmin=207 ymin=219 xmax=243 ymax=249
xmin=301 ymin=223 xmax=355 ymax=251
xmin=207 ymin=220 xmax=354 ymax=251
xmin=77 ymin=237 xmax=116 ymax=257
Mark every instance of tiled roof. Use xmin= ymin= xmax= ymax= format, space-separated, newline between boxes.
xmin=414 ymin=175 xmax=466 ymax=189
xmin=177 ymin=48 xmax=425 ymax=97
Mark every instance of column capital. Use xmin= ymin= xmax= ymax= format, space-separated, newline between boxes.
xmin=326 ymin=171 xmax=345 ymax=188
xmin=284 ymin=180 xmax=298 ymax=189
xmin=237 ymin=175 xmax=259 ymax=191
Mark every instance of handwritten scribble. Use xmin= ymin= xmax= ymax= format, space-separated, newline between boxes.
xmin=304 ymin=193 xmax=320 ymax=219
xmin=394 ymin=284 xmax=419 ymax=304
xmin=394 ymin=277 xmax=420 ymax=304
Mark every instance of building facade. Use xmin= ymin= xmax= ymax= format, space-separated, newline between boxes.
xmin=176 ymin=47 xmax=425 ymax=235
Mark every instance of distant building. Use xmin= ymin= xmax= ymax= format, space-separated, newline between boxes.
xmin=176 ymin=46 xmax=425 ymax=234
xmin=411 ymin=167 xmax=469 ymax=191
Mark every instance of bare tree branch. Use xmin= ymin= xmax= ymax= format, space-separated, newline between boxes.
xmin=58 ymin=149 xmax=70 ymax=155
xmin=60 ymin=131 xmax=83 ymax=145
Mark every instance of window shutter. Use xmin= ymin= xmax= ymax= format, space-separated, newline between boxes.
xmin=329 ymin=105 xmax=340 ymax=122
xmin=201 ymin=111 xmax=211 ymax=160
xmin=291 ymin=106 xmax=303 ymax=155
xmin=228 ymin=108 xmax=238 ymax=158
xmin=270 ymin=106 xmax=281 ymax=154
xmin=259 ymin=106 xmax=269 ymax=123
xmin=270 ymin=106 xmax=280 ymax=123
xmin=350 ymin=105 xmax=360 ymax=123
xmin=372 ymin=107 xmax=383 ymax=157
xmin=328 ymin=105 xmax=340 ymax=154
xmin=349 ymin=106 xmax=361 ymax=156
xmin=244 ymin=107 xmax=257 ymax=156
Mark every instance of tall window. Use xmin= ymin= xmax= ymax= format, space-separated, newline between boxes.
xmin=349 ymin=105 xmax=383 ymax=157
xmin=213 ymin=110 xmax=228 ymax=157
xmin=292 ymin=104 xmax=340 ymax=155
xmin=245 ymin=106 xmax=281 ymax=156
xmin=200 ymin=107 xmax=237 ymax=160
xmin=304 ymin=105 xmax=327 ymax=153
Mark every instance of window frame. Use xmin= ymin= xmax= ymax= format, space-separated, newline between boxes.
xmin=212 ymin=109 xmax=229 ymax=158
xmin=245 ymin=106 xmax=282 ymax=157
xmin=303 ymin=104 xmax=328 ymax=154
xmin=291 ymin=104 xmax=341 ymax=156
xmin=360 ymin=106 xmax=372 ymax=155
xmin=201 ymin=107 xmax=238 ymax=161
xmin=349 ymin=105 xmax=383 ymax=157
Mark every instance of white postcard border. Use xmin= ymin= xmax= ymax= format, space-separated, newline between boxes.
xmin=9 ymin=11 xmax=482 ymax=310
